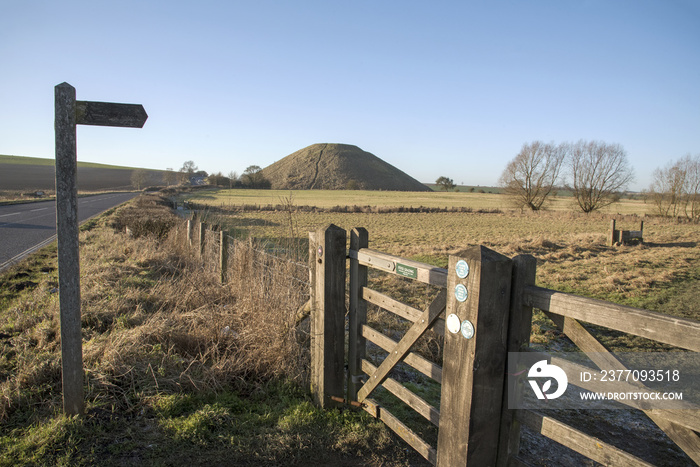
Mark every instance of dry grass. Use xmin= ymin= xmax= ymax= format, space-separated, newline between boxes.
xmin=0 ymin=197 xmax=309 ymax=422
xmin=0 ymin=195 xmax=427 ymax=466
xmin=183 ymin=187 xmax=655 ymax=215
xmin=2 ymin=190 xmax=697 ymax=465
xmin=211 ymin=206 xmax=699 ymax=350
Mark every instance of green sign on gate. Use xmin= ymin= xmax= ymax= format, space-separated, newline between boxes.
xmin=396 ymin=263 xmax=418 ymax=279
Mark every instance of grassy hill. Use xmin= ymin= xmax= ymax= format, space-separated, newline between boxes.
xmin=261 ymin=143 xmax=431 ymax=191
xmin=0 ymin=154 xmax=166 ymax=192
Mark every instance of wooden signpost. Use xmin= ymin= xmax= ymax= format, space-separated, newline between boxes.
xmin=54 ymin=82 xmax=147 ymax=415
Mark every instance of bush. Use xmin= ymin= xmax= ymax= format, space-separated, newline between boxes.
xmin=111 ymin=194 xmax=178 ymax=240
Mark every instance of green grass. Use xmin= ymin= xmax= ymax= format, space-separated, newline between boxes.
xmin=0 ymin=382 xmax=404 ymax=466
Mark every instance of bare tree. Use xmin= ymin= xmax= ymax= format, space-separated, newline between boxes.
xmin=684 ymin=154 xmax=700 ymax=220
xmin=568 ymin=140 xmax=634 ymax=213
xmin=131 ymin=169 xmax=148 ymax=190
xmin=649 ymin=160 xmax=686 ymax=217
xmin=499 ymin=141 xmax=566 ymax=210
xmin=227 ymin=170 xmax=238 ymax=189
xmin=649 ymin=154 xmax=700 ymax=219
xmin=163 ymin=168 xmax=177 ymax=186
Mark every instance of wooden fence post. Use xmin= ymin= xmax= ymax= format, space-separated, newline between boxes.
xmin=310 ymin=224 xmax=347 ymax=408
xmin=220 ymin=231 xmax=228 ymax=284
xmin=187 ymin=219 xmax=193 ymax=246
xmin=497 ymin=254 xmax=537 ymax=466
xmin=608 ymin=219 xmax=617 ymax=246
xmin=436 ymin=246 xmax=513 ymax=466
xmin=199 ymin=222 xmax=206 ymax=259
xmin=348 ymin=227 xmax=368 ymax=401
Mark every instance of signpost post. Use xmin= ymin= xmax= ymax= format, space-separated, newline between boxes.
xmin=54 ymin=82 xmax=147 ymax=415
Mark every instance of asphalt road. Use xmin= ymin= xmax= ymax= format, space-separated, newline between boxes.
xmin=0 ymin=192 xmax=139 ymax=272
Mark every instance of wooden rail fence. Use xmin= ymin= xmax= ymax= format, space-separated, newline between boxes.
xmin=310 ymin=224 xmax=700 ymax=466
xmin=180 ymin=218 xmax=698 ymax=465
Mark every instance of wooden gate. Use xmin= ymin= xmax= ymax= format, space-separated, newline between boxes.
xmin=308 ymin=224 xmax=700 ymax=465
xmin=309 ymin=225 xmax=517 ymax=466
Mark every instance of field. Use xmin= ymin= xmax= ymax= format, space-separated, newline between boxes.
xmin=0 ymin=154 xmax=167 ymax=195
xmin=188 ymin=189 xmax=699 ymax=464
xmin=190 ymin=192 xmax=698 ymax=334
xmin=184 ymin=187 xmax=655 ymax=215
xmin=0 ymin=189 xmax=698 ymax=465
xmin=183 ymin=188 xmax=696 ymax=311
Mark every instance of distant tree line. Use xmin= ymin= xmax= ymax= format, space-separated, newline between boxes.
xmin=648 ymin=154 xmax=700 ymax=219
xmin=151 ymin=162 xmax=272 ymax=190
xmin=208 ymin=165 xmax=271 ymax=189
xmin=497 ymin=140 xmax=634 ymax=213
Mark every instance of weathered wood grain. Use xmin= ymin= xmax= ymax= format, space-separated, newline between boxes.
xmin=357 ymin=289 xmax=446 ymax=402
xmin=436 ymin=247 xmax=513 ymax=467
xmin=362 ymin=398 xmax=437 ymax=465
xmin=497 ymin=254 xmax=537 ymax=467
xmin=517 ymin=410 xmax=654 ymax=466
xmin=544 ymin=310 xmax=700 ymax=464
xmin=348 ymin=248 xmax=448 ymax=287
xmin=75 ymin=100 xmax=147 ymax=128
xmin=362 ymin=287 xmax=445 ymax=336
xmin=361 ymin=359 xmax=440 ymax=426
xmin=55 ymin=82 xmax=84 ymax=416
xmin=348 ymin=228 xmax=368 ymax=401
xmin=310 ymin=225 xmax=346 ymax=408
xmin=526 ymin=286 xmax=700 ymax=351
xmin=361 ymin=324 xmax=443 ymax=383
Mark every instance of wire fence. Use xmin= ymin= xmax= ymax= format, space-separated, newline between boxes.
xmin=191 ymin=219 xmax=312 ymax=303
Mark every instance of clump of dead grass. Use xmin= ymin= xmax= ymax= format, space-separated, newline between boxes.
xmin=110 ymin=194 xmax=178 ymax=240
xmin=0 ymin=196 xmax=310 ymax=422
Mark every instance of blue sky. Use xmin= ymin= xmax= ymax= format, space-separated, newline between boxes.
xmin=1 ymin=0 xmax=698 ymax=190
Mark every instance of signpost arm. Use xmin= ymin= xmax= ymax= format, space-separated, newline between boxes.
xmin=54 ymin=82 xmax=84 ymax=416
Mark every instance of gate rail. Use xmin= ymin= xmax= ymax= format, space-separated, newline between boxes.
xmin=308 ymin=224 xmax=700 ymax=466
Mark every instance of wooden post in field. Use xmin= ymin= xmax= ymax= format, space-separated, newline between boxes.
xmin=310 ymin=225 xmax=346 ymax=408
xmin=54 ymin=82 xmax=147 ymax=416
xmin=497 ymin=254 xmax=537 ymax=466
xmin=187 ymin=219 xmax=193 ymax=246
xmin=199 ymin=222 xmax=206 ymax=259
xmin=348 ymin=227 xmax=368 ymax=401
xmin=436 ymin=247 xmax=513 ymax=466
xmin=608 ymin=219 xmax=617 ymax=246
xmin=219 ymin=230 xmax=228 ymax=284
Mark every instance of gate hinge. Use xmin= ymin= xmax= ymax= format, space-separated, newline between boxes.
xmin=330 ymin=396 xmax=364 ymax=408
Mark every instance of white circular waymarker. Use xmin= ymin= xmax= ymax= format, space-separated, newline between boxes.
xmin=446 ymin=314 xmax=461 ymax=334
xmin=461 ymin=319 xmax=475 ymax=339
xmin=454 ymin=284 xmax=468 ymax=302
xmin=455 ymin=260 xmax=469 ymax=279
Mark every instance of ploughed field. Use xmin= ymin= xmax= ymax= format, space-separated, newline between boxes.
xmin=0 ymin=154 xmax=165 ymax=193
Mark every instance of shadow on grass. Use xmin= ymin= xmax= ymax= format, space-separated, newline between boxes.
xmin=644 ymin=241 xmax=697 ymax=249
